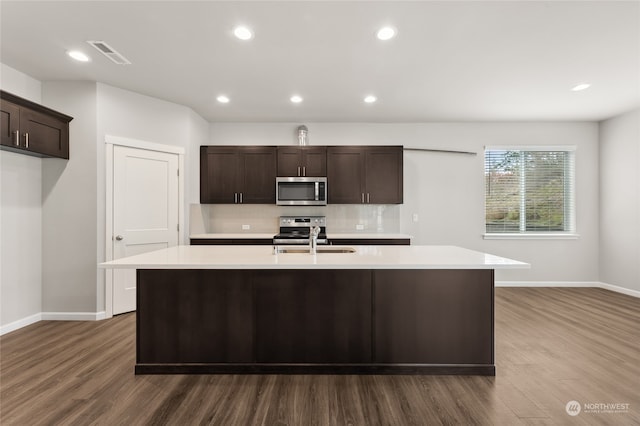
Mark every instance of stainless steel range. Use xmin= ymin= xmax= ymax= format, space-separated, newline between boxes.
xmin=273 ymin=216 xmax=327 ymax=245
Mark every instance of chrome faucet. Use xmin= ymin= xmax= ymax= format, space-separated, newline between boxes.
xmin=309 ymin=225 xmax=321 ymax=254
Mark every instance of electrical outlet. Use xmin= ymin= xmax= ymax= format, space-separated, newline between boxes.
xmin=412 ymin=213 xmax=419 ymax=222
xmin=356 ymin=224 xmax=364 ymax=230
xmin=242 ymin=224 xmax=251 ymax=230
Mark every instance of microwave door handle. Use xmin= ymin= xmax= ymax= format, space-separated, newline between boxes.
xmin=315 ymin=182 xmax=319 ymax=201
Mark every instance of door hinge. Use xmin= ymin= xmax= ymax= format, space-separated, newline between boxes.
xmin=177 ymin=224 xmax=180 ymax=232
xmin=177 ymin=169 xmax=179 ymax=177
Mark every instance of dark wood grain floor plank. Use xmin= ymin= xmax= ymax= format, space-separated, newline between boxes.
xmin=1 ymin=288 xmax=639 ymax=425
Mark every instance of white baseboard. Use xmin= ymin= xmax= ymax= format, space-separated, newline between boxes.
xmin=41 ymin=311 xmax=107 ymax=321
xmin=598 ymin=282 xmax=640 ymax=298
xmin=496 ymin=281 xmax=640 ymax=298
xmin=0 ymin=312 xmax=42 ymax=336
xmin=1 ymin=311 xmax=108 ymax=336
xmin=495 ymin=281 xmax=600 ymax=288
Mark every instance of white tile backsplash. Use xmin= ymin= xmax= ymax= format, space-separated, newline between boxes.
xmin=190 ymin=203 xmax=400 ymax=234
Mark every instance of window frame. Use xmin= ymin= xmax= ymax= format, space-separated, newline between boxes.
xmin=483 ymin=146 xmax=579 ymax=240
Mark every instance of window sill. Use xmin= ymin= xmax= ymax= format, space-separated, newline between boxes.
xmin=483 ymin=233 xmax=580 ymax=240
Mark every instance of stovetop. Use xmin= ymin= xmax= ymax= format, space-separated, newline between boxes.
xmin=274 ymin=215 xmax=327 ymax=244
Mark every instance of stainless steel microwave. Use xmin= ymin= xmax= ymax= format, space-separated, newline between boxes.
xmin=276 ymin=177 xmax=327 ymax=206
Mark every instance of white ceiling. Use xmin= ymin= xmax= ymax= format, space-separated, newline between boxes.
xmin=1 ymin=1 xmax=639 ymax=123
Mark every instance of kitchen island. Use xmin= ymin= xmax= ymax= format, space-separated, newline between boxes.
xmin=100 ymin=245 xmax=528 ymax=375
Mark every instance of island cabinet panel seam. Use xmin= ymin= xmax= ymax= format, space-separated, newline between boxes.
xmin=371 ymin=271 xmax=376 ymax=363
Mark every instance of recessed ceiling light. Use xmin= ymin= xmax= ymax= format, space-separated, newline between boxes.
xmin=67 ymin=50 xmax=90 ymax=62
xmin=216 ymin=95 xmax=230 ymax=104
xmin=290 ymin=95 xmax=303 ymax=104
xmin=571 ymin=83 xmax=591 ymax=92
xmin=233 ymin=26 xmax=253 ymax=40
xmin=364 ymin=95 xmax=377 ymax=104
xmin=376 ymin=27 xmax=396 ymax=41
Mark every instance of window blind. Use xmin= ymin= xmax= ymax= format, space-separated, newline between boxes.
xmin=485 ymin=148 xmax=575 ymax=234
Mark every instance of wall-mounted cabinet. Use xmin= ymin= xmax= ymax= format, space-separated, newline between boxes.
xmin=277 ymin=146 xmax=327 ymax=177
xmin=200 ymin=146 xmax=276 ymax=204
xmin=0 ymin=90 xmax=73 ymax=159
xmin=327 ymin=146 xmax=403 ymax=204
xmin=200 ymin=144 xmax=403 ymax=205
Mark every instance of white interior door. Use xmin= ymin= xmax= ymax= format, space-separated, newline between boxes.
xmin=112 ymin=145 xmax=179 ymax=315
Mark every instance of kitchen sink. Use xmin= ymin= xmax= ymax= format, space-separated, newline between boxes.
xmin=275 ymin=246 xmax=356 ymax=254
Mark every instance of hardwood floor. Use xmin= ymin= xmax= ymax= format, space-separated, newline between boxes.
xmin=1 ymin=288 xmax=639 ymax=425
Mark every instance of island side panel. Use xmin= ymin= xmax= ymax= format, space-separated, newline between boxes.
xmin=373 ymin=269 xmax=494 ymax=365
xmin=254 ymin=269 xmax=372 ymax=363
xmin=137 ymin=269 xmax=254 ymax=364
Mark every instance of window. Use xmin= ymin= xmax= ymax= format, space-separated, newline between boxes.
xmin=485 ymin=147 xmax=576 ymax=236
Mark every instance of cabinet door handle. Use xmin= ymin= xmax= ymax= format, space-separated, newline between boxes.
xmin=297 ymin=166 xmax=301 ymax=176
xmin=24 ymin=132 xmax=29 ymax=149
xmin=240 ymin=192 xmax=243 ymax=204
xmin=303 ymin=166 xmax=306 ymax=176
xmin=234 ymin=193 xmax=238 ymax=204
xmin=14 ymin=130 xmax=20 ymax=146
xmin=367 ymin=193 xmax=370 ymax=203
xmin=361 ymin=193 xmax=365 ymax=203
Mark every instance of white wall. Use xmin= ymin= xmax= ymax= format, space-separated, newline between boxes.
xmin=41 ymin=82 xmax=98 ymax=315
xmin=209 ymin=122 xmax=600 ymax=283
xmin=600 ymin=109 xmax=640 ymax=292
xmin=0 ymin=63 xmax=41 ymax=102
xmin=0 ymin=64 xmax=43 ymax=330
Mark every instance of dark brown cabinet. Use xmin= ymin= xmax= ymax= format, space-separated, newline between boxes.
xmin=0 ymin=101 xmax=19 ymax=148
xmin=200 ymin=144 xmax=403 ymax=205
xmin=254 ymin=269 xmax=372 ymax=363
xmin=0 ymin=90 xmax=72 ymax=159
xmin=190 ymin=238 xmax=273 ymax=245
xmin=277 ymin=146 xmax=327 ymax=177
xmin=200 ymin=146 xmax=276 ymax=204
xmin=374 ymin=270 xmax=494 ymax=365
xmin=327 ymin=146 xmax=403 ymax=204
xmin=136 ymin=267 xmax=495 ymax=375
xmin=329 ymin=238 xmax=410 ymax=245
xmin=137 ymin=269 xmax=254 ymax=364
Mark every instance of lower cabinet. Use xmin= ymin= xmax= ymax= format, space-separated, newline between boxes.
xmin=254 ymin=270 xmax=372 ymax=363
xmin=190 ymin=238 xmax=273 ymax=245
xmin=374 ymin=270 xmax=494 ymax=364
xmin=137 ymin=269 xmax=254 ymax=363
xmin=136 ymin=268 xmax=494 ymax=374
xmin=190 ymin=238 xmax=410 ymax=246
xmin=330 ymin=238 xmax=410 ymax=246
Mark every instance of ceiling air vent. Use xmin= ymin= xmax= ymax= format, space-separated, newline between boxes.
xmin=87 ymin=41 xmax=131 ymax=65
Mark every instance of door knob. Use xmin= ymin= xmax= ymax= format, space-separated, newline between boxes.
xmin=115 ymin=235 xmax=124 ymax=241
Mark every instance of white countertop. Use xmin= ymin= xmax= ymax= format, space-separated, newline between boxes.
xmin=190 ymin=233 xmax=413 ymax=239
xmin=99 ymin=245 xmax=528 ymax=270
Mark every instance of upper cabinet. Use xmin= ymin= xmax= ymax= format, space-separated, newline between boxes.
xmin=200 ymin=146 xmax=277 ymax=204
xmin=0 ymin=90 xmax=73 ymax=159
xmin=201 ymin=144 xmax=402 ymax=205
xmin=277 ymin=146 xmax=327 ymax=177
xmin=327 ymin=146 xmax=403 ymax=204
